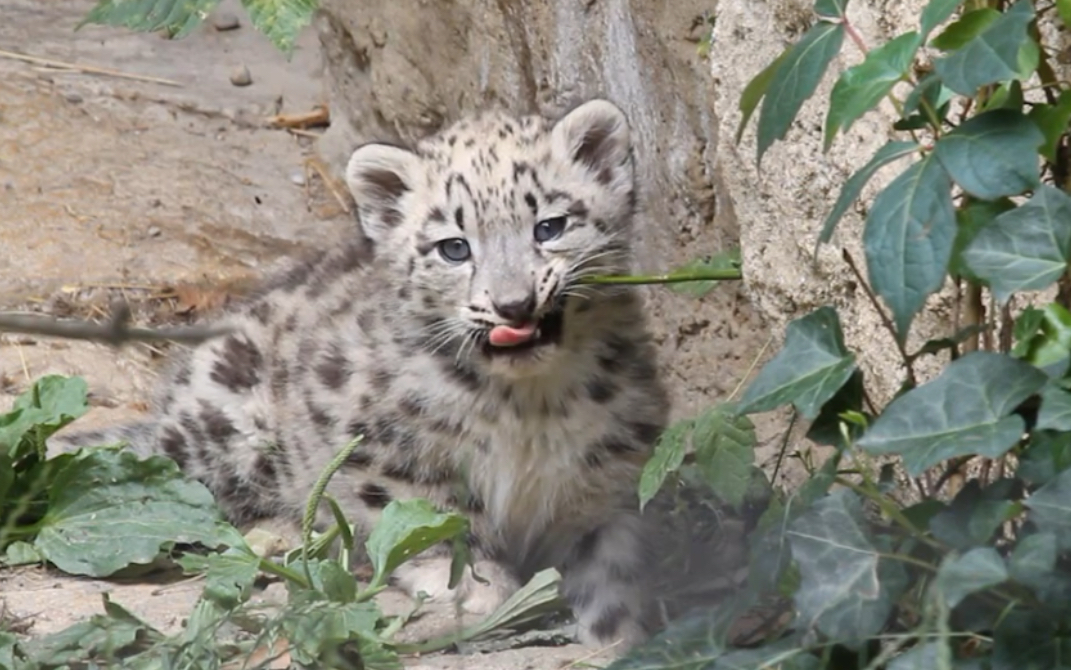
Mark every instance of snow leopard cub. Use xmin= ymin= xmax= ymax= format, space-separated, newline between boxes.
xmin=56 ymin=99 xmax=671 ymax=647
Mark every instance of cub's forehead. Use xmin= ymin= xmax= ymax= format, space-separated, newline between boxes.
xmin=416 ymin=110 xmax=557 ymax=180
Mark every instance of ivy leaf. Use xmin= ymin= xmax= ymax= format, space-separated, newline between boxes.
xmin=805 ymin=369 xmax=866 ymax=449
xmin=932 ymin=0 xmax=1036 ymax=96
xmin=929 ymin=481 xmax=1020 ymax=551
xmin=818 ymin=141 xmax=919 ymax=246
xmin=857 ymin=352 xmax=1046 ymax=475
xmin=668 ymin=249 xmax=742 ymax=298
xmin=737 ymin=51 xmax=791 ymax=144
xmin=1020 ymin=431 xmax=1071 ymax=486
xmin=863 ymin=154 xmax=955 ymax=341
xmin=961 ymin=186 xmax=1071 ymax=303
xmin=1038 ymin=384 xmax=1071 ymax=431
xmin=930 ymin=8 xmax=999 ymax=50
xmin=1025 ymin=467 xmax=1071 ymax=551
xmin=692 ymin=404 xmax=756 ymax=509
xmin=934 ymin=547 xmax=1008 ymax=608
xmin=79 ymin=0 xmax=221 ymax=40
xmin=605 ymin=599 xmax=745 ymax=670
xmin=637 ymin=420 xmax=693 ymax=511
xmin=757 ymin=21 xmax=845 ymax=163
xmin=825 ymin=32 xmax=922 ymax=150
xmin=737 ymin=307 xmax=856 ymax=419
xmin=932 ymin=109 xmax=1041 ymax=200
xmin=34 ymin=449 xmax=231 ymax=577
xmin=1009 ymin=532 xmax=1057 ymax=593
xmin=815 ymin=0 xmax=849 ymax=19
xmin=365 ymin=499 xmax=469 ymax=587
xmin=1028 ymin=90 xmax=1071 ymax=162
xmin=950 ymin=198 xmax=1016 ymax=280
xmin=239 ymin=0 xmax=317 ymax=54
xmin=921 ymin=0 xmax=965 ymax=36
xmin=788 ymin=489 xmax=905 ymax=641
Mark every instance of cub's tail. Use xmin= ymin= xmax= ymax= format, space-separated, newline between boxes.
xmin=48 ymin=421 xmax=159 ymax=459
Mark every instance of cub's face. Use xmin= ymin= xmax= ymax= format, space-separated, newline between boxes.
xmin=346 ymin=100 xmax=638 ymax=378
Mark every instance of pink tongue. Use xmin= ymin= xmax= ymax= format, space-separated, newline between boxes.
xmin=489 ymin=322 xmax=538 ymax=347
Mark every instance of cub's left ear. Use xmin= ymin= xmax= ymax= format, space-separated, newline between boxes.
xmin=346 ymin=143 xmax=422 ymax=243
xmin=551 ymin=99 xmax=632 ymax=182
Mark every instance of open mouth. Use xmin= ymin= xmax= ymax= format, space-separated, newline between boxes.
xmin=482 ymin=308 xmax=565 ymax=357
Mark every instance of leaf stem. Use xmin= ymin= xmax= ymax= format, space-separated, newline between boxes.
xmin=578 ymin=268 xmax=742 ymax=285
xmin=301 ymin=435 xmax=363 ymax=585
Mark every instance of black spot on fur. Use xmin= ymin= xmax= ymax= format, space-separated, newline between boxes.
xmin=454 ymin=206 xmax=464 ymax=229
xmin=597 ymin=167 xmax=614 ymax=185
xmin=628 ymin=421 xmax=662 ymax=446
xmin=359 ymin=482 xmax=392 ymax=508
xmin=173 ymin=359 xmax=192 ymax=386
xmin=398 ymin=392 xmax=426 ymax=417
xmin=252 ymin=453 xmax=277 ymax=483
xmin=316 ymin=343 xmax=352 ymax=390
xmin=357 ymin=309 xmax=376 ymax=334
xmin=567 ymin=199 xmax=589 ymax=219
xmin=249 ymin=301 xmax=273 ymax=325
xmin=524 ymin=192 xmax=537 ymax=214
xmin=441 ymin=360 xmax=481 ymax=391
xmin=210 ymin=335 xmax=263 ymax=391
xmin=198 ymin=401 xmax=237 ymax=445
xmin=397 ymin=284 xmax=411 ymax=300
xmin=160 ymin=426 xmax=188 ymax=467
xmin=586 ymin=377 xmax=617 ymax=404
xmin=306 ymin=398 xmax=333 ymax=428
xmin=382 ymin=456 xmax=417 ymax=482
xmin=346 ymin=449 xmax=374 ymax=467
xmin=270 ymin=363 xmax=289 ymax=397
xmin=369 ymin=368 xmax=393 ymax=393
xmin=590 ymin=603 xmax=631 ymax=642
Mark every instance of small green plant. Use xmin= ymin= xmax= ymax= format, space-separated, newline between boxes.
xmin=0 ymin=376 xmax=564 ymax=669
xmin=613 ymin=0 xmax=1071 ymax=668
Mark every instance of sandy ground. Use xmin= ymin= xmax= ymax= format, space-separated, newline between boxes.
xmin=0 ymin=2 xmax=619 ymax=667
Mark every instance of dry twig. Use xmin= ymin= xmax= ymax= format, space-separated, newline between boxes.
xmin=0 ymin=304 xmax=229 ymax=347
xmin=266 ymin=105 xmax=330 ymax=129
xmin=0 ymin=48 xmax=183 ymax=87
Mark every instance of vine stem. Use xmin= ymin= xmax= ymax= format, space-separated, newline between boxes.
xmin=578 ymin=267 xmax=742 ymax=285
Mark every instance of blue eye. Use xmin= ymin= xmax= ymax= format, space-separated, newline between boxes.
xmin=436 ymin=238 xmax=471 ymax=262
xmin=534 ymin=217 xmax=567 ymax=243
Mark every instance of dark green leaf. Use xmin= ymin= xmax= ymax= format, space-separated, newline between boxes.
xmin=818 ymin=141 xmax=919 ymax=247
xmin=1038 ymin=384 xmax=1071 ymax=431
xmin=993 ymin=611 xmax=1071 ymax=670
xmin=805 ymin=369 xmax=865 ymax=448
xmin=1020 ymin=431 xmax=1071 ymax=486
xmin=788 ymin=489 xmax=904 ymax=641
xmin=930 ymin=8 xmax=999 ymax=50
xmin=907 ymin=325 xmax=989 ymax=362
xmin=282 ymin=600 xmax=390 ymax=668
xmin=1008 ymin=532 xmax=1057 ymax=592
xmin=1013 ymin=306 xmax=1046 ymax=357
xmin=934 ymin=547 xmax=1007 ymax=608
xmin=177 ymin=538 xmax=261 ymax=608
xmin=825 ymin=32 xmax=922 ymax=150
xmin=365 ymin=499 xmax=468 ymax=586
xmin=79 ymin=0 xmax=221 ymax=39
xmin=932 ymin=0 xmax=1036 ymax=95
xmin=815 ymin=0 xmax=848 ymax=19
xmin=921 ymin=0 xmax=964 ymax=36
xmin=638 ymin=420 xmax=693 ymax=511
xmin=0 ymin=375 xmax=89 ymax=458
xmin=692 ymin=403 xmax=756 ymax=509
xmin=1028 ymin=90 xmax=1071 ymax=163
xmin=962 ymin=186 xmax=1071 ymax=302
xmin=950 ymin=198 xmax=1016 ymax=280
xmin=668 ymin=250 xmax=743 ymax=298
xmin=757 ymin=22 xmax=845 ymax=163
xmin=863 ymin=154 xmax=955 ymax=341
xmin=929 ymin=481 xmax=1020 ymax=551
xmin=737 ymin=51 xmax=791 ymax=144
xmin=1016 ymin=303 xmax=1071 ymax=374
xmin=933 ymin=109 xmax=1042 ymax=199
xmin=1025 ymin=466 xmax=1071 ymax=550
xmin=34 ymin=450 xmax=229 ymax=576
xmin=857 ymin=352 xmax=1046 ymax=475
xmin=239 ymin=0 xmax=318 ymax=54
xmin=738 ymin=307 xmax=856 ymax=419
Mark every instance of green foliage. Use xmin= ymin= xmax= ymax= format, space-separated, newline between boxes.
xmin=624 ymin=0 xmax=1071 ymax=666
xmin=79 ymin=0 xmax=316 ymax=53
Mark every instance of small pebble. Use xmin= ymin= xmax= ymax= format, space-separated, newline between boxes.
xmin=213 ymin=11 xmax=241 ymax=31
xmin=63 ymin=91 xmax=83 ymax=104
xmin=289 ymin=171 xmax=306 ymax=186
xmin=147 ymin=226 xmax=162 ymax=238
xmin=230 ymin=65 xmax=252 ymax=87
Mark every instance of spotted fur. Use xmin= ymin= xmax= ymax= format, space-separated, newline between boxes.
xmin=54 ymin=100 xmax=670 ymax=648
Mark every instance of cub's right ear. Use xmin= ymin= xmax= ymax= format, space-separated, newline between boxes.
xmin=346 ymin=143 xmax=422 ymax=242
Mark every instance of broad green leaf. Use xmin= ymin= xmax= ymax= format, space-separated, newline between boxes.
xmin=1020 ymin=431 xmax=1071 ymax=486
xmin=757 ymin=22 xmax=845 ymax=163
xmin=950 ymin=198 xmax=1016 ymax=280
xmin=692 ymin=403 xmax=756 ymax=509
xmin=962 ymin=186 xmax=1071 ymax=303
xmin=932 ymin=109 xmax=1042 ymax=200
xmin=921 ymin=0 xmax=964 ymax=36
xmin=0 ymin=375 xmax=89 ymax=458
xmin=1060 ymin=0 xmax=1071 ymax=29
xmin=79 ymin=0 xmax=221 ymax=39
xmin=815 ymin=0 xmax=848 ymax=19
xmin=934 ymin=547 xmax=1007 ymax=608
xmin=825 ymin=32 xmax=922 ymax=150
xmin=1028 ymin=90 xmax=1071 ymax=162
xmin=1009 ymin=532 xmax=1057 ymax=592
xmin=34 ymin=450 xmax=230 ymax=576
xmin=638 ymin=419 xmax=693 ymax=511
xmin=857 ymin=352 xmax=1046 ymax=475
xmin=788 ymin=489 xmax=905 ymax=641
xmin=239 ymin=0 xmax=318 ymax=54
xmin=282 ymin=600 xmax=391 ymax=669
xmin=863 ymin=155 xmax=955 ymax=341
xmin=365 ymin=499 xmax=468 ymax=587
xmin=1012 ymin=306 xmax=1046 ymax=357
xmin=24 ymin=593 xmax=161 ymax=665
xmin=667 ymin=249 xmax=743 ymax=298
xmin=737 ymin=51 xmax=791 ymax=144
xmin=818 ymin=141 xmax=919 ymax=246
xmin=1025 ymin=467 xmax=1071 ymax=550
xmin=930 ymin=8 xmax=999 ymax=50
xmin=929 ymin=481 xmax=1020 ymax=551
xmin=737 ymin=307 xmax=856 ymax=419
xmin=805 ymin=368 xmax=865 ymax=448
xmin=177 ymin=539 xmax=261 ymax=608
xmin=932 ymin=0 xmax=1036 ymax=95
xmin=1038 ymin=384 xmax=1071 ymax=431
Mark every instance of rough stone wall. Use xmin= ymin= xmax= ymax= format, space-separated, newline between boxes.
xmin=315 ymin=0 xmax=769 ymax=428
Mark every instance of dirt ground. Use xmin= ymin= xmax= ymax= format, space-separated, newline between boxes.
xmin=0 ymin=2 xmax=744 ymax=667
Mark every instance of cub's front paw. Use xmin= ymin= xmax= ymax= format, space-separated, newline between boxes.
xmin=391 ymin=557 xmax=519 ymax=615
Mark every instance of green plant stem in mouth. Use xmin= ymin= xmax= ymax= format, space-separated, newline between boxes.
xmin=578 ymin=267 xmax=743 ymax=285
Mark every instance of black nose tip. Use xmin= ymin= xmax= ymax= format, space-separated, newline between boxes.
xmin=492 ymin=293 xmax=537 ymax=323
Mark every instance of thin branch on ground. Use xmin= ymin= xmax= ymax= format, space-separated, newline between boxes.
xmin=0 ymin=304 xmax=229 ymax=347
xmin=0 ymin=48 xmax=183 ymax=87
